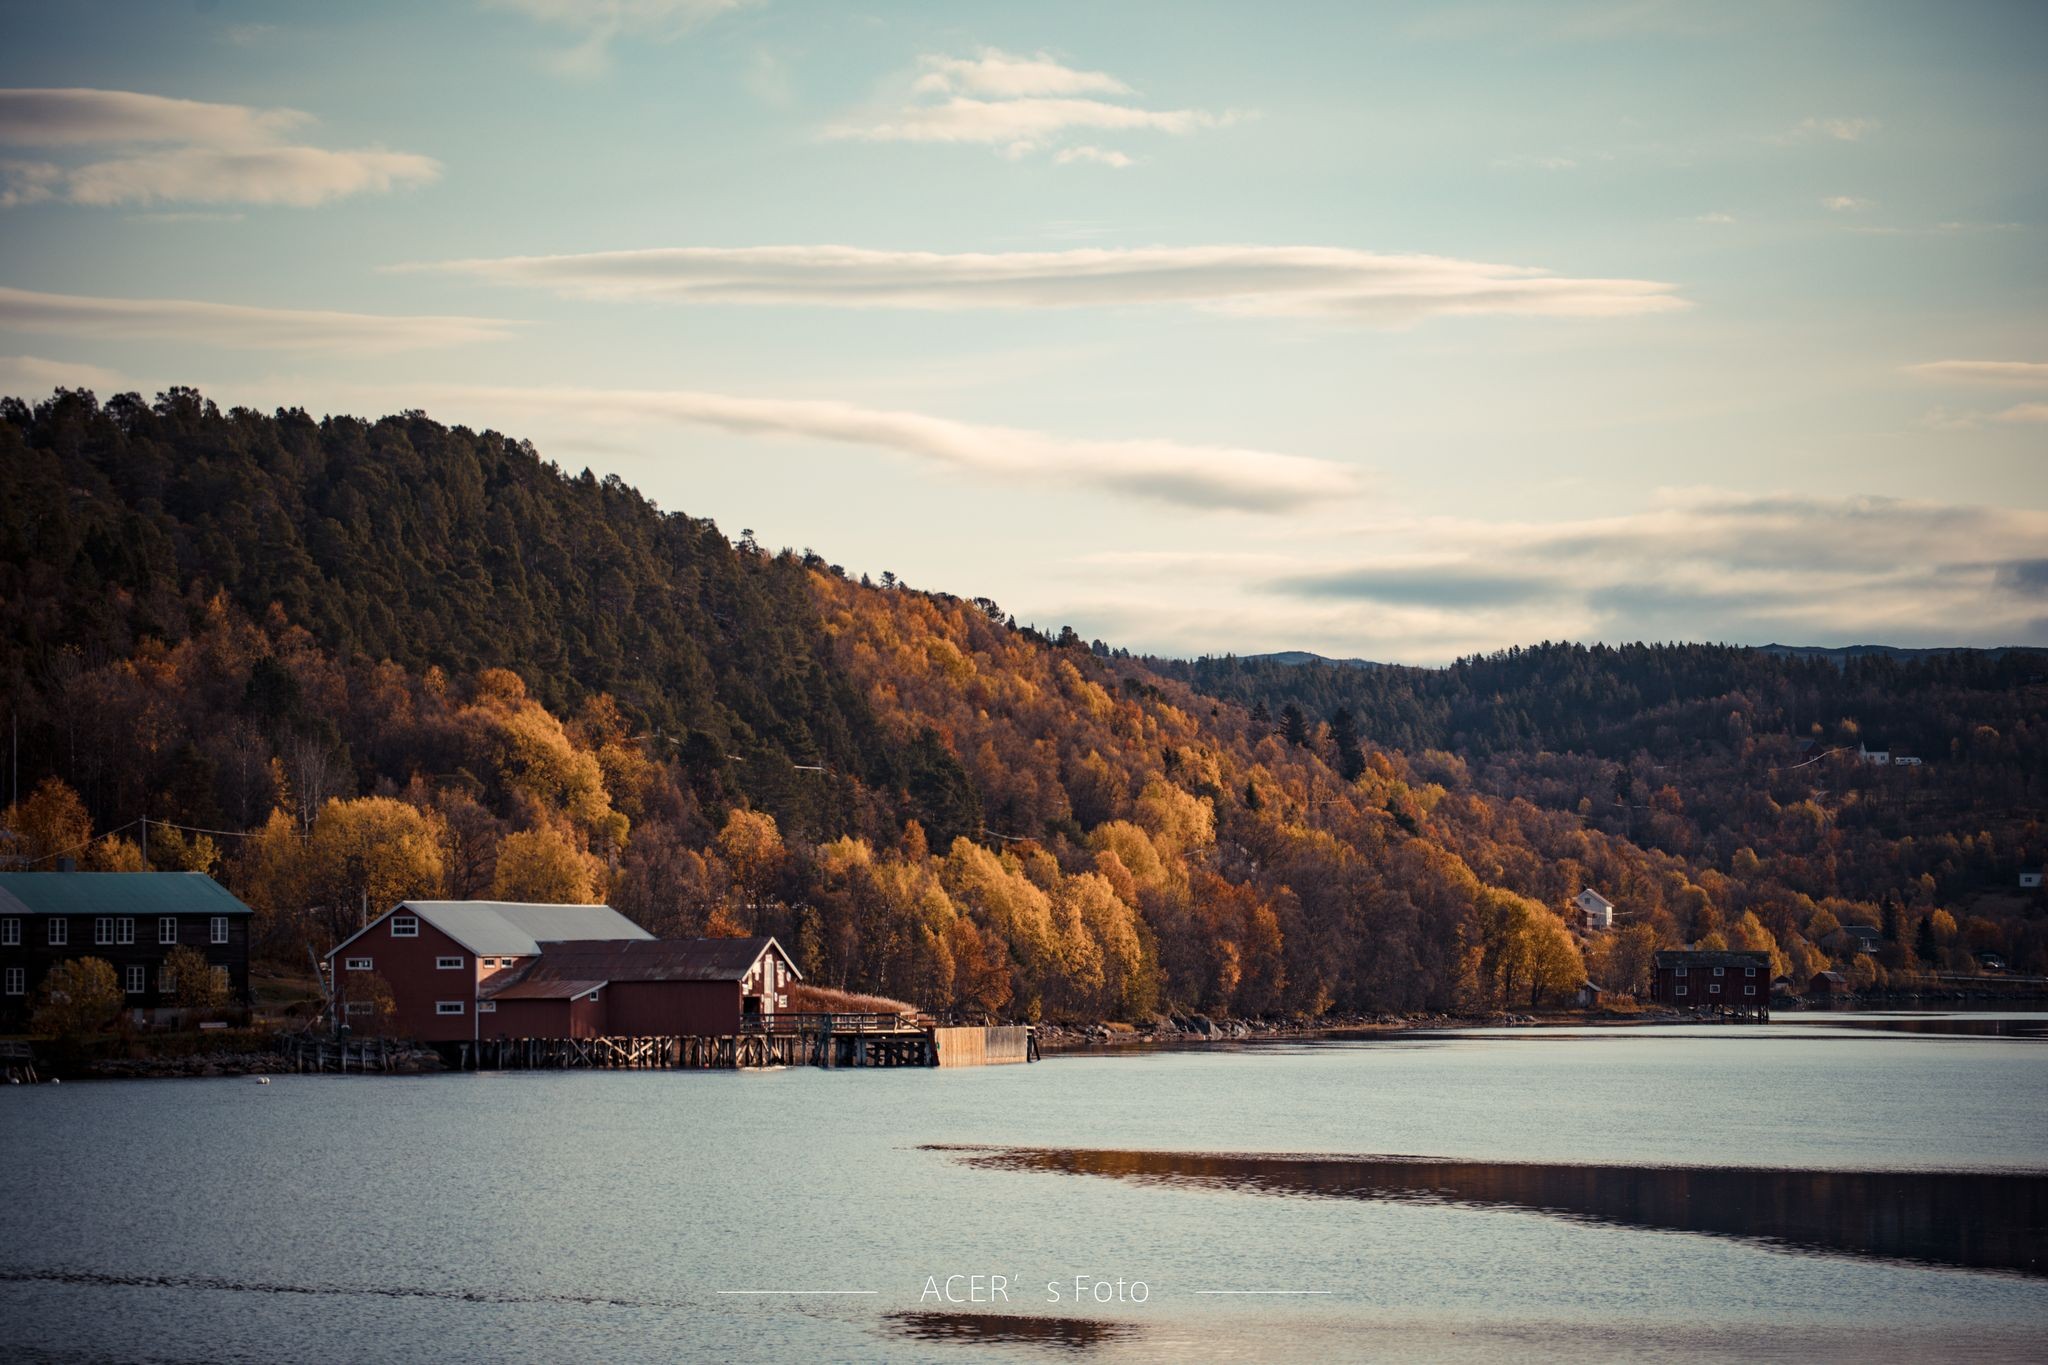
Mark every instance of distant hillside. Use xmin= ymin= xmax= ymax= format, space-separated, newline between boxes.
xmin=1243 ymin=650 xmax=1382 ymax=669
xmin=3 ymin=388 xmax=2042 ymax=1017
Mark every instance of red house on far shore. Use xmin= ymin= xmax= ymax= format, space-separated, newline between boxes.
xmin=324 ymin=900 xmax=798 ymax=1043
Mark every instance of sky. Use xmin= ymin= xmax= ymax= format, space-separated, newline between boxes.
xmin=0 ymin=0 xmax=2043 ymax=664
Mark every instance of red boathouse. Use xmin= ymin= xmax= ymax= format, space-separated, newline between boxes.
xmin=323 ymin=899 xmax=799 ymax=1043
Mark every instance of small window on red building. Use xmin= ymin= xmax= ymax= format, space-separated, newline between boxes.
xmin=392 ymin=916 xmax=419 ymax=938
xmin=436 ymin=1001 xmax=464 ymax=1015
xmin=436 ymin=956 xmax=464 ymax=970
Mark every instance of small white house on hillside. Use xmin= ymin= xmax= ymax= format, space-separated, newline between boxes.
xmin=1575 ymin=889 xmax=1616 ymax=931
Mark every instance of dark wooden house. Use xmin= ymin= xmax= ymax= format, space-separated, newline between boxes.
xmin=324 ymin=900 xmax=801 ymax=1043
xmin=1650 ymin=948 xmax=1772 ymax=1017
xmin=0 ymin=871 xmax=253 ymax=1026
xmin=324 ymin=899 xmax=655 ymax=1042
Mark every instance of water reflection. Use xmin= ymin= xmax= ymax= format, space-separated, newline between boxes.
xmin=942 ymin=1146 xmax=2048 ymax=1279
xmin=886 ymin=1310 xmax=1138 ymax=1351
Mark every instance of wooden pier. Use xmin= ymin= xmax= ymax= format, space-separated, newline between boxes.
xmin=438 ymin=1014 xmax=1036 ymax=1072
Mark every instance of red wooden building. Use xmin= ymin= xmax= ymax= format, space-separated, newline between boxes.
xmin=1650 ymin=948 xmax=1772 ymax=1016
xmin=323 ymin=899 xmax=799 ymax=1042
xmin=481 ymin=937 xmax=799 ymax=1039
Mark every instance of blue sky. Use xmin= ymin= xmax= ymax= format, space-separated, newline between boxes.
xmin=1 ymin=0 xmax=2043 ymax=662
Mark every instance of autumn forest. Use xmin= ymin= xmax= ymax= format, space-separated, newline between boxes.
xmin=3 ymin=389 xmax=2043 ymax=1023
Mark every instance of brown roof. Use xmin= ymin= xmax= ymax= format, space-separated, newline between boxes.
xmin=496 ymin=936 xmax=796 ymax=987
xmin=486 ymin=977 xmax=608 ymax=1001
xmin=1653 ymin=949 xmax=1771 ymax=970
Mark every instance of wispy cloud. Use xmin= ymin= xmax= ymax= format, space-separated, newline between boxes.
xmin=403 ymin=243 xmax=1688 ymax=323
xmin=1053 ymin=145 xmax=1133 ymax=169
xmin=0 ymin=353 xmax=126 ymax=395
xmin=914 ymin=49 xmax=1130 ymax=99
xmin=0 ymin=286 xmax=516 ymax=351
xmin=830 ymin=48 xmax=1235 ymax=159
xmin=485 ymin=0 xmax=761 ymax=76
xmin=1775 ymin=115 xmax=1879 ymax=143
xmin=407 ymin=383 xmax=1362 ymax=513
xmin=1996 ymin=402 xmax=2048 ymax=423
xmin=0 ymin=88 xmax=438 ymax=207
xmin=1822 ymin=194 xmax=1871 ymax=212
xmin=1906 ymin=360 xmax=2048 ymax=387
xmin=1084 ymin=492 xmax=2048 ymax=660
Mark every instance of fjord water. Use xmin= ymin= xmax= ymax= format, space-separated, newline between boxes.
xmin=3 ymin=1016 xmax=2044 ymax=1363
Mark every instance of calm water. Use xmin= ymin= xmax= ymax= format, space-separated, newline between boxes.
xmin=3 ymin=1013 xmax=2045 ymax=1363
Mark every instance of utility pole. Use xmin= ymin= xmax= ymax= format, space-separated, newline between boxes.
xmin=141 ymin=813 xmax=148 ymax=870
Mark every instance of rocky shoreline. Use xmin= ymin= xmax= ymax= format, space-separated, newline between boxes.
xmin=1029 ymin=1009 xmax=1624 ymax=1052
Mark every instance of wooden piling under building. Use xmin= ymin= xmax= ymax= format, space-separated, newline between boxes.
xmin=428 ymin=1016 xmax=1035 ymax=1072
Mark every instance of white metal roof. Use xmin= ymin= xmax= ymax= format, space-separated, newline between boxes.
xmin=328 ymin=900 xmax=652 ymax=959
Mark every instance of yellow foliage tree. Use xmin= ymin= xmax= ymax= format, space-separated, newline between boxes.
xmin=492 ymin=826 xmax=596 ymax=904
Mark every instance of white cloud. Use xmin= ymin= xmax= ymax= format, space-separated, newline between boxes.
xmin=407 ymin=383 xmax=1362 ymax=513
xmin=0 ymin=353 xmax=126 ymax=395
xmin=1062 ymin=491 xmax=2048 ymax=662
xmin=914 ymin=49 xmax=1130 ymax=99
xmin=0 ymin=286 xmax=517 ymax=351
xmin=1054 ymin=145 xmax=1133 ymax=169
xmin=1906 ymin=360 xmax=2048 ymax=387
xmin=1822 ymin=194 xmax=1871 ymax=212
xmin=1694 ymin=211 xmax=1736 ymax=224
xmin=1777 ymin=115 xmax=1879 ymax=143
xmin=1996 ymin=403 xmax=2048 ymax=423
xmin=831 ymin=49 xmax=1233 ymax=158
xmin=0 ymin=87 xmax=439 ymax=208
xmin=405 ymin=243 xmax=1687 ymax=323
xmin=833 ymin=95 xmax=1231 ymax=151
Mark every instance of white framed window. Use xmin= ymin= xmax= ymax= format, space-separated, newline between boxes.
xmin=345 ymin=1001 xmax=373 ymax=1016
xmin=116 ymin=918 xmax=134 ymax=945
xmin=1745 ymin=966 xmax=1757 ymax=977
xmin=95 ymin=916 xmax=113 ymax=945
xmin=159 ymin=916 xmax=179 ymax=945
xmin=1676 ymin=985 xmax=1688 ymax=996
xmin=1675 ymin=966 xmax=1688 ymax=977
xmin=478 ymin=1000 xmax=496 ymax=1013
xmin=1 ymin=917 xmax=17 ymax=946
xmin=124 ymin=964 xmax=145 ymax=994
xmin=4 ymin=967 xmax=22 ymax=995
xmin=436 ymin=1001 xmax=464 ymax=1015
xmin=1709 ymin=984 xmax=1722 ymax=995
xmin=585 ymin=988 xmax=601 ymax=1002
xmin=210 ymin=916 xmax=229 ymax=945
xmin=1745 ymin=985 xmax=1757 ymax=996
xmin=392 ymin=915 xmax=419 ymax=938
xmin=436 ymin=956 xmax=464 ymax=970
xmin=1712 ymin=966 xmax=1725 ymax=977
xmin=47 ymin=918 xmax=67 ymax=946
xmin=345 ymin=956 xmax=373 ymax=972
xmin=159 ymin=964 xmax=177 ymax=993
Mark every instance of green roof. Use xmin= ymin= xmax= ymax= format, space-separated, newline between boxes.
xmin=0 ymin=872 xmax=253 ymax=918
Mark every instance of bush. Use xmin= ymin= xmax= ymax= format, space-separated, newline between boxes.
xmin=32 ymin=957 xmax=124 ymax=1038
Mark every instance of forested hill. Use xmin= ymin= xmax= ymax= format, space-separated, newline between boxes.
xmin=2 ymin=389 xmax=2043 ymax=1018
xmin=1145 ymin=644 xmax=2048 ymax=760
xmin=0 ymin=386 xmax=892 ymax=835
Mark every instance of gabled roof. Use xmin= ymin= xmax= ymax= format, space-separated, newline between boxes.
xmin=327 ymin=900 xmax=652 ymax=959
xmin=1576 ymin=889 xmax=1615 ymax=909
xmin=0 ymin=871 xmax=253 ymax=918
xmin=1653 ymin=948 xmax=1771 ymax=969
xmin=502 ymin=935 xmax=799 ymax=985
xmin=485 ymin=976 xmax=609 ymax=1001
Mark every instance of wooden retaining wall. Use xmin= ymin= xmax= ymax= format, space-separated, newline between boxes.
xmin=932 ymin=1024 xmax=1034 ymax=1067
